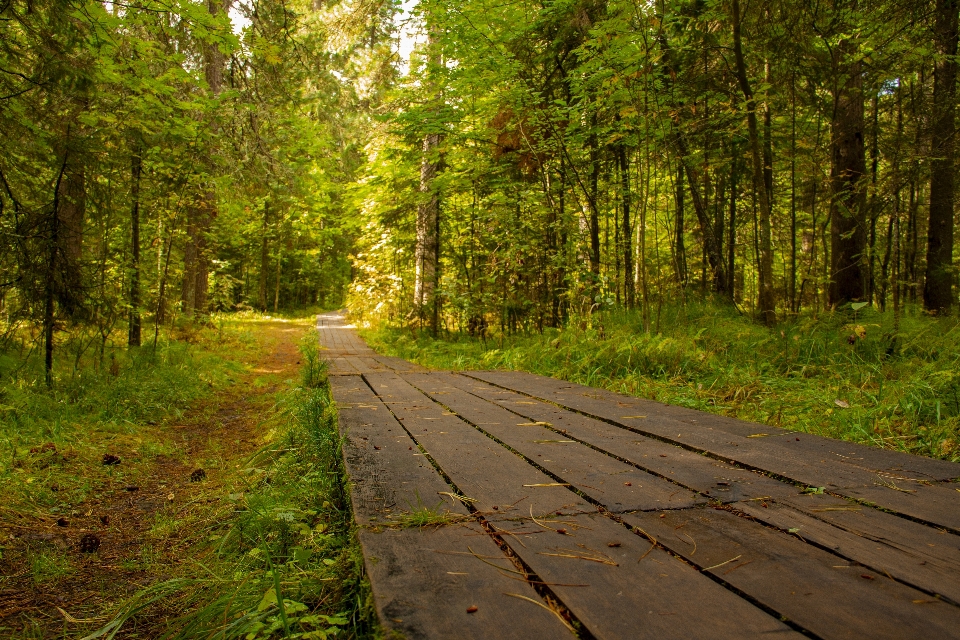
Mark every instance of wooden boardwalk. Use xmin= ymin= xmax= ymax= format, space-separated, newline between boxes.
xmin=318 ymin=313 xmax=960 ymax=639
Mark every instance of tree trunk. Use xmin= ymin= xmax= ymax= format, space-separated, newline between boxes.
xmin=925 ymin=0 xmax=958 ymax=313
xmin=674 ymin=162 xmax=687 ymax=286
xmin=182 ymin=0 xmax=232 ymax=318
xmin=414 ymin=131 xmax=441 ymax=332
xmin=763 ymin=60 xmax=774 ymax=208
xmin=618 ymin=143 xmax=634 ymax=307
xmin=274 ymin=249 xmax=281 ymax=313
xmin=828 ymin=5 xmax=868 ymax=306
xmin=128 ymin=144 xmax=142 ymax=347
xmin=680 ymin=154 xmax=729 ymax=294
xmin=790 ymin=72 xmax=798 ymax=312
xmin=588 ymin=113 xmax=601 ymax=277
xmin=258 ymin=199 xmax=270 ymax=311
xmin=45 ymin=153 xmax=70 ymax=387
xmin=56 ymin=151 xmax=85 ymax=318
xmin=732 ymin=0 xmax=775 ymax=324
xmin=728 ymin=146 xmax=739 ymax=300
xmin=868 ymin=93 xmax=880 ymax=305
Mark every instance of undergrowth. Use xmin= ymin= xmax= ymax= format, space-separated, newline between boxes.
xmin=361 ymin=300 xmax=960 ymax=461
xmin=0 ymin=319 xmax=253 ymax=476
xmin=85 ymin=335 xmax=377 ymax=639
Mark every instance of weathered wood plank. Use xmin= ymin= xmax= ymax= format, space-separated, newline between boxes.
xmin=362 ymin=372 xmax=591 ymax=519
xmin=738 ymin=493 xmax=960 ymax=604
xmin=361 ymin=373 xmax=802 ymax=636
xmin=333 ymin=378 xmax=573 ymax=639
xmin=359 ymin=524 xmax=572 ymax=639
xmin=465 ymin=370 xmax=960 ymax=481
xmin=460 ymin=373 xmax=872 ymax=488
xmin=405 ymin=371 xmax=704 ymax=512
xmin=332 ymin=376 xmax=466 ymax=525
xmin=492 ymin=512 xmax=799 ymax=639
xmin=839 ymin=482 xmax=960 ymax=532
xmin=464 ymin=371 xmax=960 ymax=528
xmin=622 ymin=507 xmax=960 ymax=639
xmin=372 ymin=354 xmax=429 ymax=372
xmin=326 ymin=357 xmax=360 ymax=375
xmin=447 ymin=374 xmax=798 ymax=502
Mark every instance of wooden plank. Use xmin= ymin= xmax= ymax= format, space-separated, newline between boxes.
xmin=332 ymin=377 xmax=466 ymax=525
xmin=342 ymin=355 xmax=386 ymax=373
xmin=332 ymin=380 xmax=572 ymax=638
xmin=622 ymin=507 xmax=960 ymax=639
xmin=405 ymin=372 xmax=704 ymax=512
xmin=738 ymin=493 xmax=960 ymax=604
xmin=460 ymin=372 xmax=866 ymax=489
xmin=350 ymin=356 xmax=388 ymax=370
xmin=839 ymin=482 xmax=960 ymax=532
xmin=464 ymin=371 xmax=960 ymax=528
xmin=373 ymin=354 xmax=429 ymax=372
xmin=446 ymin=374 xmax=798 ymax=502
xmin=492 ymin=512 xmax=799 ymax=639
xmin=465 ymin=371 xmax=960 ymax=482
xmin=471 ymin=373 xmax=891 ymax=485
xmin=363 ymin=372 xmax=592 ymax=519
xmin=326 ymin=357 xmax=359 ymax=375
xmin=359 ymin=523 xmax=572 ymax=639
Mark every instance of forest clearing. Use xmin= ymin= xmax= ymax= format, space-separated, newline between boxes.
xmin=3 ymin=0 xmax=960 ymax=637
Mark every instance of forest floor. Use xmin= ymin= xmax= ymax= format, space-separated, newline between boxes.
xmin=0 ymin=317 xmax=372 ymax=639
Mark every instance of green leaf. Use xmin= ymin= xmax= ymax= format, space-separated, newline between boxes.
xmin=257 ymin=588 xmax=278 ymax=612
xmin=291 ymin=547 xmax=312 ymax=563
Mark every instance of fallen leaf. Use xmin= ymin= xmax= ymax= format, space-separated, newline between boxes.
xmin=834 ymin=399 xmax=850 ymax=409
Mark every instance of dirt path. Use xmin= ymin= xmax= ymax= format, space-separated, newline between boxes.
xmin=0 ymin=320 xmax=308 ymax=638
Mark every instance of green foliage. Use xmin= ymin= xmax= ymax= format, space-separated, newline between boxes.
xmin=363 ymin=302 xmax=960 ymax=461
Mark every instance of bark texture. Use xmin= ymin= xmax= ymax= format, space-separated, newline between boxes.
xmin=925 ymin=0 xmax=958 ymax=313
xmin=828 ymin=12 xmax=868 ymax=306
xmin=413 ymin=132 xmax=441 ymax=332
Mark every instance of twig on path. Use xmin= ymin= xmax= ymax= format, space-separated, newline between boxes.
xmin=703 ymin=554 xmax=743 ymax=571
xmin=503 ymin=593 xmax=576 ymax=633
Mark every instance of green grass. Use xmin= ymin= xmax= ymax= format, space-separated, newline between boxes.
xmin=27 ymin=547 xmax=74 ymax=585
xmin=0 ymin=318 xmax=254 ymax=479
xmin=361 ymin=301 xmax=960 ymax=461
xmin=87 ymin=335 xmax=378 ymax=639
